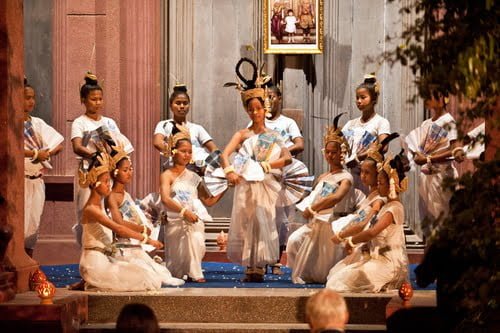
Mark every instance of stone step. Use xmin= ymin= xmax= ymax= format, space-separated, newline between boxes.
xmin=80 ymin=322 xmax=386 ymax=332
xmin=85 ymin=288 xmax=395 ymax=326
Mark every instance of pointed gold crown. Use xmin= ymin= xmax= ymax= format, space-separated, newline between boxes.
xmin=379 ymin=153 xmax=408 ymax=199
xmin=163 ymin=123 xmax=191 ymax=157
xmin=110 ymin=142 xmax=130 ymax=168
xmin=78 ymin=152 xmax=113 ymax=188
xmin=323 ymin=113 xmax=350 ymax=153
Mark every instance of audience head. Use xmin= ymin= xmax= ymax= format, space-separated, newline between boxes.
xmin=305 ymin=290 xmax=349 ymax=333
xmin=116 ymin=303 xmax=160 ymax=333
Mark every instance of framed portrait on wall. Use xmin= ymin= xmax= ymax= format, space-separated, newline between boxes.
xmin=263 ymin=0 xmax=324 ymax=54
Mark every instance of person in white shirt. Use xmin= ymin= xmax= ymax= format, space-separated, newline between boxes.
xmin=23 ymin=79 xmax=63 ymax=257
xmin=411 ymin=89 xmax=459 ymax=237
xmin=262 ymin=84 xmax=304 ymax=274
xmin=342 ymin=74 xmax=391 ymax=193
xmin=153 ymin=84 xmax=218 ymax=172
xmin=71 ymin=72 xmax=132 ymax=246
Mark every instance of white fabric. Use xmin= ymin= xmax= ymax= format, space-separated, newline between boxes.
xmin=24 ymin=178 xmax=45 ymax=249
xmin=417 ymin=113 xmax=458 ymax=232
xmin=326 ymin=201 xmax=409 ymax=292
xmin=23 ymin=117 xmax=63 ymax=249
xmin=227 ymin=131 xmax=284 ymax=268
xmin=341 ymin=114 xmax=391 ymax=139
xmin=248 ymin=115 xmax=302 ymax=148
xmin=24 ymin=116 xmax=64 ymax=175
xmin=286 ymin=171 xmax=356 ymax=284
xmin=154 ymin=120 xmax=213 ymax=163
xmin=80 ymin=222 xmax=166 ymax=291
xmin=285 ymin=16 xmax=298 ymax=33
xmin=72 ymin=115 xmax=126 ymax=245
xmin=164 ymin=169 xmax=209 ymax=280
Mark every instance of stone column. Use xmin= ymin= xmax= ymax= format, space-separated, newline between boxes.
xmin=0 ymin=0 xmax=38 ymax=296
xmin=120 ymin=0 xmax=161 ymax=198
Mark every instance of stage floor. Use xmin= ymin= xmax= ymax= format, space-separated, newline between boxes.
xmin=41 ymin=261 xmax=436 ymax=290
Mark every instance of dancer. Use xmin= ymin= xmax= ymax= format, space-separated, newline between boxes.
xmin=79 ymin=152 xmax=169 ymax=291
xmin=153 ymin=84 xmax=218 ymax=172
xmin=408 ymin=89 xmax=458 ymax=236
xmin=71 ymin=72 xmax=132 ymax=246
xmin=160 ymin=125 xmax=225 ymax=282
xmin=330 ymin=134 xmax=400 ymax=246
xmin=261 ymin=84 xmax=305 ymax=275
xmin=342 ymin=74 xmax=391 ymax=193
xmin=286 ymin=114 xmax=357 ymax=284
xmin=23 ymin=78 xmax=64 ymax=257
xmin=326 ymin=150 xmax=410 ymax=292
xmin=221 ymin=58 xmax=292 ymax=282
xmin=105 ymin=145 xmax=184 ymax=287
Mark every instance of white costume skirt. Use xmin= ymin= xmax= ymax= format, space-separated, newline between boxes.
xmin=24 ymin=177 xmax=45 ymax=249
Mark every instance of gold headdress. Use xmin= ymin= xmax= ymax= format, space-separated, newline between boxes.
xmin=379 ymin=151 xmax=409 ymax=200
xmin=162 ymin=123 xmax=191 ymax=158
xmin=78 ymin=152 xmax=113 ymax=188
xmin=323 ymin=113 xmax=350 ymax=152
xmin=224 ymin=58 xmax=273 ymax=117
xmin=110 ymin=142 xmax=130 ymax=176
xmin=366 ymin=133 xmax=400 ymax=165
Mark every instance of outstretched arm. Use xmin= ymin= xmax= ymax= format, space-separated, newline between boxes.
xmin=159 ymin=171 xmax=198 ymax=223
xmin=220 ymin=131 xmax=244 ymax=185
xmin=105 ymin=194 xmax=150 ymax=235
xmin=332 ymin=200 xmax=384 ymax=243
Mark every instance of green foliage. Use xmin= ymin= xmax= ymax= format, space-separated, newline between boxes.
xmin=386 ymin=0 xmax=500 ymax=329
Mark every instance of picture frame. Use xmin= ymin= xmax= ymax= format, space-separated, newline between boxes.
xmin=263 ymin=0 xmax=324 ymax=54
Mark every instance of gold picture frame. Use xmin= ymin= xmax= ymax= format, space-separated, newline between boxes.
xmin=264 ymin=0 xmax=324 ymax=54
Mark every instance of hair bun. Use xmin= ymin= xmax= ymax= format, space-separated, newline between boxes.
xmin=84 ymin=72 xmax=99 ymax=85
xmin=173 ymin=84 xmax=188 ymax=93
xmin=363 ymin=73 xmax=377 ymax=84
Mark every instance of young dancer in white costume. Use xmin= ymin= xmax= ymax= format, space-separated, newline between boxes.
xmin=286 ymin=114 xmax=357 ymax=284
xmin=342 ymin=74 xmax=391 ymax=193
xmin=23 ymin=78 xmax=64 ymax=257
xmin=71 ymin=72 xmax=133 ymax=246
xmin=326 ymin=150 xmax=410 ymax=292
xmin=105 ymin=145 xmax=184 ymax=287
xmin=79 ymin=152 xmax=171 ymax=291
xmin=160 ymin=125 xmax=225 ymax=282
xmin=221 ymin=58 xmax=292 ymax=282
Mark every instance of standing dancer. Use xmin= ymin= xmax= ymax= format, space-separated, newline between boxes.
xmin=409 ymin=89 xmax=458 ymax=236
xmin=221 ymin=58 xmax=292 ymax=282
xmin=342 ymin=74 xmax=391 ymax=193
xmin=71 ymin=72 xmax=132 ymax=246
xmin=153 ymin=84 xmax=219 ymax=172
xmin=23 ymin=78 xmax=64 ymax=257
xmin=79 ymin=152 xmax=168 ymax=291
xmin=286 ymin=114 xmax=357 ymax=284
xmin=160 ymin=125 xmax=225 ymax=282
xmin=326 ymin=151 xmax=410 ymax=292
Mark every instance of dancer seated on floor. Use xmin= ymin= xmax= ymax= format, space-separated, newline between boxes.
xmin=286 ymin=114 xmax=358 ymax=284
xmin=105 ymin=145 xmax=184 ymax=287
xmin=326 ymin=150 xmax=410 ymax=292
xmin=327 ymin=134 xmax=399 ymax=267
xmin=160 ymin=125 xmax=226 ymax=282
xmin=221 ymin=58 xmax=292 ymax=282
xmin=79 ymin=152 xmax=175 ymax=291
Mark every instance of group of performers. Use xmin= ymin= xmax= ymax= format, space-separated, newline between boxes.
xmin=23 ymin=56 xmax=480 ymax=292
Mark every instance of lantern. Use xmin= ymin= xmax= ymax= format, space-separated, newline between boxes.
xmin=36 ymin=280 xmax=56 ymax=305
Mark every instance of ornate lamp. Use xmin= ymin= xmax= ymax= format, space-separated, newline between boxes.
xmin=29 ymin=268 xmax=48 ymax=291
xmin=398 ymin=281 xmax=414 ymax=307
xmin=36 ymin=280 xmax=56 ymax=305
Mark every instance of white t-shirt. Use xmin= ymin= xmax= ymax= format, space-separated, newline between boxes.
xmin=24 ymin=116 xmax=64 ymax=176
xmin=154 ymin=120 xmax=213 ymax=162
xmin=71 ymin=114 xmax=125 ymax=159
xmin=247 ymin=115 xmax=302 ymax=148
xmin=420 ymin=112 xmax=457 ymax=148
xmin=342 ymin=113 xmax=391 ymax=138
